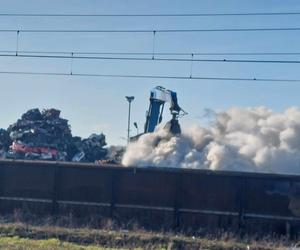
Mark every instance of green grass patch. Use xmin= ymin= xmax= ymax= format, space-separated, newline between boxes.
xmin=0 ymin=236 xmax=113 ymax=250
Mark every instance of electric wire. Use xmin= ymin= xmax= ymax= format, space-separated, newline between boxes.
xmin=0 ymin=12 xmax=300 ymax=17
xmin=0 ymin=50 xmax=300 ymax=56
xmin=1 ymin=53 xmax=300 ymax=64
xmin=0 ymin=70 xmax=299 ymax=82
xmin=1 ymin=27 xmax=300 ymax=33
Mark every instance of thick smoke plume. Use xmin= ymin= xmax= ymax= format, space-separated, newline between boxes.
xmin=122 ymin=107 xmax=300 ymax=174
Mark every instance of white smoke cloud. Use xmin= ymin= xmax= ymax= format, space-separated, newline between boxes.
xmin=122 ymin=107 xmax=300 ymax=174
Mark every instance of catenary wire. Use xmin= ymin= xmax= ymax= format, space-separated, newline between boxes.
xmin=1 ymin=27 xmax=300 ymax=33
xmin=1 ymin=53 xmax=300 ymax=64
xmin=0 ymin=70 xmax=299 ymax=82
xmin=0 ymin=12 xmax=300 ymax=17
xmin=1 ymin=50 xmax=300 ymax=56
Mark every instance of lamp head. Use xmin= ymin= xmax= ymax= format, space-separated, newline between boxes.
xmin=126 ymin=96 xmax=135 ymax=103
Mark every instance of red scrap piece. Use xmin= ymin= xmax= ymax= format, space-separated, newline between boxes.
xmin=11 ymin=142 xmax=58 ymax=156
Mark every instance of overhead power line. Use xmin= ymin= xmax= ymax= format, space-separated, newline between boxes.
xmin=2 ymin=53 xmax=300 ymax=64
xmin=0 ymin=12 xmax=300 ymax=17
xmin=1 ymin=50 xmax=300 ymax=56
xmin=1 ymin=27 xmax=300 ymax=33
xmin=0 ymin=70 xmax=299 ymax=82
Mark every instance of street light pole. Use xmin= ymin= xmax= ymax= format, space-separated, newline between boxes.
xmin=126 ymin=96 xmax=134 ymax=145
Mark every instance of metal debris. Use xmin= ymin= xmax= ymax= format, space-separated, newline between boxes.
xmin=0 ymin=108 xmax=108 ymax=162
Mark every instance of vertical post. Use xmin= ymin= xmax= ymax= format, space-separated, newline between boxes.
xmin=286 ymin=221 xmax=291 ymax=239
xmin=126 ymin=96 xmax=134 ymax=144
xmin=70 ymin=52 xmax=74 ymax=75
xmin=286 ymin=180 xmax=294 ymax=239
xmin=110 ymin=170 xmax=116 ymax=218
xmin=0 ymin=163 xmax=6 ymax=212
xmin=52 ymin=165 xmax=60 ymax=215
xmin=16 ymin=30 xmax=20 ymax=56
xmin=127 ymin=101 xmax=131 ymax=144
xmin=152 ymin=30 xmax=156 ymax=60
xmin=238 ymin=177 xmax=246 ymax=236
xmin=173 ymin=173 xmax=181 ymax=231
xmin=189 ymin=53 xmax=194 ymax=78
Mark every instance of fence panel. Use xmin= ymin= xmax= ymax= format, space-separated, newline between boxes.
xmin=0 ymin=160 xmax=299 ymax=235
xmin=0 ymin=162 xmax=54 ymax=214
xmin=112 ymin=168 xmax=178 ymax=229
xmin=243 ymin=176 xmax=300 ymax=235
xmin=178 ymin=172 xmax=241 ymax=231
xmin=56 ymin=166 xmax=112 ymax=217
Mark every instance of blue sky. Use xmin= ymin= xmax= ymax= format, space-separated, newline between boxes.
xmin=0 ymin=0 xmax=300 ymax=145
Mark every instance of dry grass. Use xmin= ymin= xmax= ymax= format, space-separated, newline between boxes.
xmin=0 ymin=211 xmax=296 ymax=249
xmin=0 ymin=221 xmax=294 ymax=250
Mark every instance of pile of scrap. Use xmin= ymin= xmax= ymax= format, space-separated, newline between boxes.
xmin=96 ymin=145 xmax=125 ymax=165
xmin=0 ymin=129 xmax=11 ymax=158
xmin=72 ymin=133 xmax=108 ymax=162
xmin=0 ymin=108 xmax=108 ymax=162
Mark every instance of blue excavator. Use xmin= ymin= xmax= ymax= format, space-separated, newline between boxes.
xmin=131 ymin=86 xmax=187 ymax=141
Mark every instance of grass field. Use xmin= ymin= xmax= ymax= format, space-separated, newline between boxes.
xmin=0 ymin=221 xmax=294 ymax=250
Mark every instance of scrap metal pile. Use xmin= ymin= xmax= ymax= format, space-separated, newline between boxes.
xmin=0 ymin=108 xmax=107 ymax=162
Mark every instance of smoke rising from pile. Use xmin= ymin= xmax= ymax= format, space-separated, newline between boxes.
xmin=122 ymin=107 xmax=300 ymax=174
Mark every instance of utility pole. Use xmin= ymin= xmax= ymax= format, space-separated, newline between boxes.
xmin=126 ymin=96 xmax=134 ymax=145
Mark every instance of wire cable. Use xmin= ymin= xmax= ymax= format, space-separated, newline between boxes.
xmin=2 ymin=53 xmax=300 ymax=64
xmin=1 ymin=50 xmax=300 ymax=56
xmin=1 ymin=27 xmax=300 ymax=33
xmin=0 ymin=70 xmax=299 ymax=82
xmin=0 ymin=12 xmax=300 ymax=17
